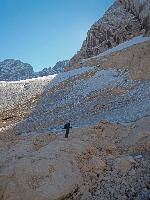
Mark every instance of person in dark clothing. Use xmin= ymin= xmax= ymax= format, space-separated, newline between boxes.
xmin=64 ymin=122 xmax=72 ymax=138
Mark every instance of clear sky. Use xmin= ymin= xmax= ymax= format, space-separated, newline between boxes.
xmin=0 ymin=0 xmax=114 ymax=71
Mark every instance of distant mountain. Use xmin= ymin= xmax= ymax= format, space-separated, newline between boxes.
xmin=37 ymin=60 xmax=69 ymax=77
xmin=0 ymin=59 xmax=34 ymax=81
xmin=68 ymin=0 xmax=150 ymax=68
xmin=0 ymin=59 xmax=69 ymax=81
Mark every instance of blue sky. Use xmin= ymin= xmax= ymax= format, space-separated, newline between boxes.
xmin=0 ymin=0 xmax=114 ymax=71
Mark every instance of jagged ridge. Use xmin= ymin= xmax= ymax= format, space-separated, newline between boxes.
xmin=68 ymin=0 xmax=150 ymax=68
xmin=0 ymin=59 xmax=69 ymax=81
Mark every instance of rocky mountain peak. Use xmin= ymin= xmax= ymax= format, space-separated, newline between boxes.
xmin=0 ymin=59 xmax=34 ymax=81
xmin=37 ymin=60 xmax=69 ymax=77
xmin=68 ymin=0 xmax=150 ymax=68
xmin=0 ymin=59 xmax=69 ymax=81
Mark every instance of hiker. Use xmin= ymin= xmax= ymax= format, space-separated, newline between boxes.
xmin=64 ymin=121 xmax=72 ymax=138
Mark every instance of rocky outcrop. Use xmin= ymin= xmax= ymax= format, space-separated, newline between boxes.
xmin=37 ymin=60 xmax=69 ymax=77
xmin=68 ymin=0 xmax=150 ymax=68
xmin=52 ymin=60 xmax=69 ymax=74
xmin=120 ymin=0 xmax=150 ymax=35
xmin=0 ymin=59 xmax=34 ymax=81
xmin=70 ymin=36 xmax=150 ymax=80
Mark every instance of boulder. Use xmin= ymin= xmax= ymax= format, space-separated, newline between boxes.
xmin=106 ymin=144 xmax=120 ymax=156
xmin=115 ymin=156 xmax=136 ymax=173
xmin=0 ymin=142 xmax=82 ymax=200
xmin=88 ymin=156 xmax=107 ymax=171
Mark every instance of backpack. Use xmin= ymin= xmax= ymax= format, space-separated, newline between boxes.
xmin=64 ymin=124 xmax=67 ymax=129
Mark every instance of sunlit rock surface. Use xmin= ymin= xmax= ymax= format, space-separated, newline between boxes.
xmin=68 ymin=0 xmax=150 ymax=68
xmin=0 ymin=1 xmax=150 ymax=199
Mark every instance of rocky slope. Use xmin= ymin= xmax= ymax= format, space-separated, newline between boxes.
xmin=0 ymin=38 xmax=150 ymax=200
xmin=68 ymin=0 xmax=150 ymax=68
xmin=66 ymin=35 xmax=150 ymax=80
xmin=0 ymin=1 xmax=150 ymax=199
xmin=1 ymin=36 xmax=149 ymax=135
xmin=0 ymin=116 xmax=150 ymax=200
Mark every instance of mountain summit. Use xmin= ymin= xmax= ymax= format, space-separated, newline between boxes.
xmin=68 ymin=0 xmax=150 ymax=68
xmin=0 ymin=59 xmax=34 ymax=81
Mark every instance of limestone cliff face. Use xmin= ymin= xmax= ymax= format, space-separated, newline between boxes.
xmin=68 ymin=0 xmax=150 ymax=67
xmin=120 ymin=0 xmax=150 ymax=33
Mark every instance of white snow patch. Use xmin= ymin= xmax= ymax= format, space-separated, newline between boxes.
xmin=47 ymin=66 xmax=96 ymax=89
xmin=71 ymin=68 xmax=127 ymax=97
xmin=58 ymin=68 xmax=128 ymax=106
xmin=0 ymin=74 xmax=56 ymax=85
